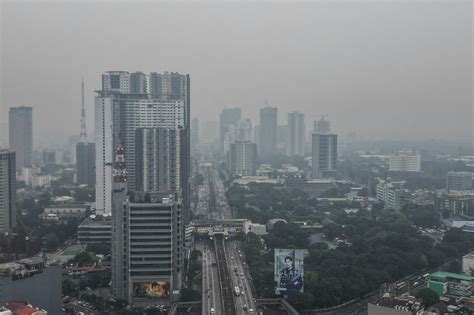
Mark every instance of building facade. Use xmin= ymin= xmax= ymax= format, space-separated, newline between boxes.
xmin=236 ymin=119 xmax=253 ymax=142
xmin=376 ymin=179 xmax=406 ymax=210
xmin=286 ymin=111 xmax=305 ymax=156
xmin=311 ymin=133 xmax=337 ymax=178
xmin=95 ymin=71 xmax=190 ymax=217
xmin=76 ymin=142 xmax=96 ymax=186
xmin=125 ymin=192 xmax=183 ymax=305
xmin=229 ymin=141 xmax=257 ymax=176
xmin=0 ymin=150 xmax=16 ymax=234
xmin=447 ymin=172 xmax=473 ymax=192
xmin=259 ymin=106 xmax=278 ymax=157
xmin=9 ymin=106 xmax=33 ymax=169
xmin=388 ymin=154 xmax=421 ymax=172
xmin=135 ymin=128 xmax=185 ymax=193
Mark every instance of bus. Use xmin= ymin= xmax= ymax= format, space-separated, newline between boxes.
xmin=234 ymin=286 xmax=240 ymax=296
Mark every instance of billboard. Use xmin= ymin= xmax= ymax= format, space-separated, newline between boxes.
xmin=133 ymin=281 xmax=170 ymax=298
xmin=274 ymin=249 xmax=304 ymax=296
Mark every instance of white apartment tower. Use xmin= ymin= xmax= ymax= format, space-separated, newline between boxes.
xmin=95 ymin=71 xmax=190 ymax=217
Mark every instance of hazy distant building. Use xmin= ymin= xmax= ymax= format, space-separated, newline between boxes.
xmin=0 ymin=150 xmax=16 ymax=234
xmin=254 ymin=125 xmax=260 ymax=147
xmin=229 ymin=141 xmax=257 ymax=176
xmin=447 ymin=172 xmax=473 ymax=192
xmin=135 ymin=128 xmax=185 ymax=193
xmin=314 ymin=116 xmax=331 ymax=134
xmin=259 ymin=106 xmax=278 ymax=157
xmin=312 ymin=134 xmax=337 ymax=178
xmin=236 ymin=119 xmax=253 ymax=142
xmin=286 ymin=111 xmax=305 ymax=156
xmin=76 ymin=142 xmax=96 ymax=186
xmin=42 ymin=149 xmax=56 ymax=165
xmin=277 ymin=125 xmax=287 ymax=153
xmin=219 ymin=107 xmax=241 ymax=152
xmin=201 ymin=120 xmax=217 ymax=143
xmin=96 ymin=71 xmax=190 ymax=217
xmin=388 ymin=154 xmax=421 ymax=172
xmin=9 ymin=106 xmax=33 ymax=169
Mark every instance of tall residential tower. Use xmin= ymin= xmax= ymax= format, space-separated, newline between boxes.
xmin=9 ymin=106 xmax=33 ymax=169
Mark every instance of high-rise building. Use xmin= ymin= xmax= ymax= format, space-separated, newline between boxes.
xmin=229 ymin=141 xmax=257 ymax=176
xmin=259 ymin=106 xmax=278 ymax=157
xmin=191 ymin=117 xmax=199 ymax=153
xmin=135 ymin=128 xmax=185 ymax=193
xmin=312 ymin=133 xmax=337 ymax=178
xmin=447 ymin=172 xmax=473 ymax=192
xmin=286 ymin=111 xmax=305 ymax=156
xmin=95 ymin=71 xmax=190 ymax=217
xmin=76 ymin=142 xmax=96 ymax=186
xmin=236 ymin=119 xmax=253 ymax=142
xmin=125 ymin=191 xmax=183 ymax=305
xmin=201 ymin=120 xmax=217 ymax=144
xmin=219 ymin=107 xmax=241 ymax=152
xmin=0 ymin=150 xmax=16 ymax=234
xmin=9 ymin=106 xmax=33 ymax=169
xmin=314 ymin=116 xmax=331 ymax=134
xmin=388 ymin=154 xmax=421 ymax=172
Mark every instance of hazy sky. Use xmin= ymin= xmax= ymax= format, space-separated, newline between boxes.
xmin=1 ymin=0 xmax=472 ymax=145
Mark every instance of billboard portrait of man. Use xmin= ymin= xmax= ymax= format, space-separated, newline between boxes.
xmin=274 ymin=249 xmax=304 ymax=296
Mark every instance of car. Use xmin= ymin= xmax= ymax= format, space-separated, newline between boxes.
xmin=243 ymin=304 xmax=248 ymax=310
xmin=210 ymin=307 xmax=215 ymax=314
xmin=249 ymin=308 xmax=254 ymax=313
xmin=241 ymin=290 xmax=245 ymax=295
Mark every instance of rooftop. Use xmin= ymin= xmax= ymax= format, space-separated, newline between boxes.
xmin=430 ymin=271 xmax=473 ymax=281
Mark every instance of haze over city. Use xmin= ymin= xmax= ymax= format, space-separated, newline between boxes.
xmin=1 ymin=1 xmax=472 ymax=145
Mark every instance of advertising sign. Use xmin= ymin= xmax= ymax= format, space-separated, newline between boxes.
xmin=133 ymin=281 xmax=170 ymax=298
xmin=274 ymin=249 xmax=304 ymax=296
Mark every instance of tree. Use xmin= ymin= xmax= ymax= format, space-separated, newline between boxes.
xmin=416 ymin=288 xmax=439 ymax=307
xmin=44 ymin=233 xmax=59 ymax=251
xmin=287 ymin=292 xmax=315 ymax=311
xmin=180 ymin=288 xmax=200 ymax=302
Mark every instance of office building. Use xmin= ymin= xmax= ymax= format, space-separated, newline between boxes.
xmin=462 ymin=253 xmax=474 ymax=275
xmin=286 ymin=111 xmax=305 ymax=156
xmin=311 ymin=133 xmax=337 ymax=178
xmin=314 ymin=116 xmax=330 ymax=134
xmin=428 ymin=271 xmax=473 ymax=298
xmin=447 ymin=172 xmax=473 ymax=192
xmin=124 ymin=191 xmax=184 ymax=305
xmin=135 ymin=128 xmax=185 ymax=193
xmin=376 ymin=179 xmax=406 ymax=210
xmin=236 ymin=119 xmax=252 ymax=142
xmin=9 ymin=106 xmax=33 ymax=169
xmin=388 ymin=154 xmax=421 ymax=172
xmin=76 ymin=142 xmax=95 ymax=186
xmin=95 ymin=71 xmax=190 ymax=217
xmin=0 ymin=150 xmax=16 ymax=234
xmin=259 ymin=106 xmax=278 ymax=157
xmin=219 ymin=107 xmax=241 ymax=152
xmin=229 ymin=141 xmax=257 ymax=176
xmin=435 ymin=192 xmax=474 ymax=218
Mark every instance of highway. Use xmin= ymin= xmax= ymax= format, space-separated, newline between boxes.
xmin=196 ymin=163 xmax=256 ymax=314
xmin=215 ymin=234 xmax=237 ymax=315
xmin=200 ymin=242 xmax=222 ymax=315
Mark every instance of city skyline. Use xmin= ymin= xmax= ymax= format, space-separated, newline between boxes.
xmin=1 ymin=1 xmax=472 ymax=145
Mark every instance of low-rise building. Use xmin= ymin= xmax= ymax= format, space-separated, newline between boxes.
xmin=463 ymin=253 xmax=474 ymax=276
xmin=41 ymin=204 xmax=89 ymax=220
xmin=244 ymin=221 xmax=267 ymax=235
xmin=286 ymin=178 xmax=336 ymax=197
xmin=77 ymin=215 xmax=112 ymax=245
xmin=428 ymin=271 xmax=473 ymax=298
xmin=436 ymin=192 xmax=474 ymax=218
xmin=376 ymin=179 xmax=407 ymax=210
xmin=266 ymin=218 xmax=288 ymax=230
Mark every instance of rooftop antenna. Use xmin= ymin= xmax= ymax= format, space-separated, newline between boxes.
xmin=80 ymin=78 xmax=87 ymax=142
